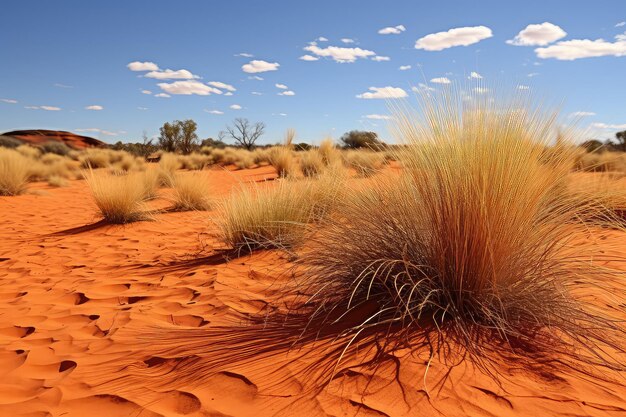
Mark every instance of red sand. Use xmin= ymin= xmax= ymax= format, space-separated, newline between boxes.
xmin=0 ymin=167 xmax=624 ymax=417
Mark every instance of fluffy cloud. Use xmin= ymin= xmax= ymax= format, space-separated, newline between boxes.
xmin=230 ymin=104 xmax=242 ymax=110
xmin=412 ymin=83 xmax=435 ymax=92
xmin=242 ymin=60 xmax=280 ymax=73
xmin=371 ymin=56 xmax=390 ymax=61
xmin=399 ymin=65 xmax=411 ymax=70
xmin=341 ymin=38 xmax=355 ymax=44
xmin=1 ymin=98 xmax=17 ymax=104
xmin=275 ymin=83 xmax=288 ymax=89
xmin=356 ymin=86 xmax=408 ymax=99
xmin=75 ymin=128 xmax=117 ymax=136
xmin=616 ymin=22 xmax=625 ymax=28
xmin=85 ymin=105 xmax=103 ymax=110
xmin=208 ymin=81 xmax=236 ymax=91
xmin=127 ymin=61 xmax=159 ymax=71
xmin=204 ymin=109 xmax=224 ymax=115
xmin=430 ymin=77 xmax=451 ymax=84
xmin=365 ymin=114 xmax=392 ymax=120
xmin=378 ymin=25 xmax=406 ymax=35
xmin=141 ymin=90 xmax=152 ymax=95
xmin=155 ymin=93 xmax=171 ymax=98
xmin=145 ymin=69 xmax=198 ymax=80
xmin=278 ymin=90 xmax=295 ymax=96
xmin=299 ymin=54 xmax=319 ymax=61
xmin=569 ymin=111 xmax=596 ymax=117
xmin=507 ymin=22 xmax=567 ymax=46
xmin=304 ymin=44 xmax=376 ymax=63
xmin=317 ymin=37 xmax=329 ymax=42
xmin=470 ymin=71 xmax=482 ymax=79
xmin=535 ymin=38 xmax=626 ymax=60
xmin=224 ymin=92 xmax=233 ymax=96
xmin=157 ymin=81 xmax=222 ymax=95
xmin=415 ymin=26 xmax=493 ymax=51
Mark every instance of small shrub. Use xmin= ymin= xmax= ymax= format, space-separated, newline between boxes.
xmin=40 ymin=141 xmax=71 ymax=156
xmin=0 ymin=136 xmax=23 ymax=149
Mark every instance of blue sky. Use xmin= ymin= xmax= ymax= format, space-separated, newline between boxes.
xmin=1 ymin=0 xmax=625 ymax=145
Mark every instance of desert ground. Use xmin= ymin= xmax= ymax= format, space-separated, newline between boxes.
xmin=1 ymin=158 xmax=625 ymax=417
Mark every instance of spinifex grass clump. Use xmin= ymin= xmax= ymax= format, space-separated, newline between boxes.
xmin=217 ymin=172 xmax=345 ymax=253
xmin=0 ymin=148 xmax=30 ymax=195
xmin=286 ymin=93 xmax=626 ymax=380
xmin=171 ymin=172 xmax=212 ymax=211
xmin=85 ymin=170 xmax=151 ymax=223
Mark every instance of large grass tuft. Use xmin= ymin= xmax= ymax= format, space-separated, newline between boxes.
xmin=171 ymin=173 xmax=212 ymax=211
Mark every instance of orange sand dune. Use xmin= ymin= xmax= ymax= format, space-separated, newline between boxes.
xmin=0 ymin=167 xmax=625 ymax=417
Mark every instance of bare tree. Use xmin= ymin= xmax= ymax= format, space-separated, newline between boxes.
xmin=222 ymin=118 xmax=265 ymax=150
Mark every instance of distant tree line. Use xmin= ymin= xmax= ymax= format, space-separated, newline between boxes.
xmin=580 ymin=130 xmax=626 ymax=153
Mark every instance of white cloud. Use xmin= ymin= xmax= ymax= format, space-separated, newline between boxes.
xmin=208 ymin=81 xmax=236 ymax=91
xmin=251 ymin=92 xmax=263 ymax=95
xmin=224 ymin=91 xmax=233 ymax=96
xmin=24 ymin=106 xmax=39 ymax=109
xmin=155 ymin=93 xmax=171 ymax=98
xmin=145 ymin=69 xmax=199 ymax=80
xmin=157 ymin=80 xmax=222 ymax=95
xmin=591 ymin=122 xmax=626 ymax=130
xmin=204 ymin=109 xmax=224 ymax=115
xmin=415 ymin=26 xmax=493 ymax=51
xmin=248 ymin=75 xmax=264 ymax=80
xmin=507 ymin=22 xmax=567 ymax=46
xmin=28 ymin=105 xmax=62 ymax=111
xmin=399 ymin=65 xmax=411 ymax=70
xmin=372 ymin=55 xmax=390 ymax=61
xmin=53 ymin=83 xmax=73 ymax=88
xmin=275 ymin=83 xmax=288 ymax=89
xmin=517 ymin=85 xmax=530 ymax=90
xmin=365 ymin=114 xmax=392 ymax=120
xmin=616 ymin=22 xmax=625 ymax=28
xmin=299 ymin=54 xmax=319 ymax=61
xmin=230 ymin=104 xmax=242 ymax=110
xmin=569 ymin=111 xmax=596 ymax=117
xmin=278 ymin=90 xmax=295 ymax=96
xmin=527 ymin=72 xmax=540 ymax=77
xmin=141 ymin=89 xmax=152 ymax=95
xmin=1 ymin=98 xmax=17 ymax=104
xmin=86 ymin=105 xmax=103 ymax=110
xmin=430 ymin=77 xmax=451 ymax=84
xmin=536 ymin=38 xmax=626 ymax=60
xmin=378 ymin=25 xmax=406 ymax=35
xmin=356 ymin=86 xmax=408 ymax=99
xmin=127 ymin=61 xmax=159 ymax=71
xmin=236 ymin=53 xmax=254 ymax=57
xmin=304 ymin=44 xmax=376 ymax=63
xmin=317 ymin=37 xmax=329 ymax=42
xmin=470 ymin=71 xmax=483 ymax=79
xmin=276 ymin=113 xmax=287 ymax=116
xmin=616 ymin=32 xmax=626 ymax=41
xmin=75 ymin=128 xmax=117 ymax=136
xmin=137 ymin=107 xmax=148 ymax=110
xmin=242 ymin=60 xmax=280 ymax=73
xmin=341 ymin=38 xmax=355 ymax=44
